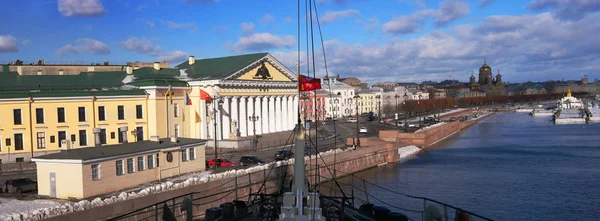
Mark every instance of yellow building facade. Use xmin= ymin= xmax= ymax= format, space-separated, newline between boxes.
xmin=357 ymin=92 xmax=378 ymax=114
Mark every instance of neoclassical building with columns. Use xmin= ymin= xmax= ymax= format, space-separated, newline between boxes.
xmin=175 ymin=53 xmax=299 ymax=141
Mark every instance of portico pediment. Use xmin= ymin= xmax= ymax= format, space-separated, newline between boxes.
xmin=227 ymin=54 xmax=296 ymax=82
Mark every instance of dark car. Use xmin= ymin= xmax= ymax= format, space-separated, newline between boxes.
xmin=275 ymin=150 xmax=294 ymax=161
xmin=239 ymin=156 xmax=265 ymax=166
xmin=5 ymin=178 xmax=37 ymax=194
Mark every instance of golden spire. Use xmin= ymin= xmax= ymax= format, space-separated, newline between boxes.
xmin=567 ymin=88 xmax=572 ymax=97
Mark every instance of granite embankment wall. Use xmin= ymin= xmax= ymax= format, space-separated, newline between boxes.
xmin=42 ymin=145 xmax=402 ymax=221
xmin=379 ymin=114 xmax=491 ymax=149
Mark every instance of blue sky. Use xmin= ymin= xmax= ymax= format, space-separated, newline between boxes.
xmin=1 ymin=0 xmax=599 ymax=84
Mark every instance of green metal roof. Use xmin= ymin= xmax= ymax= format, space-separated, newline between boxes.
xmin=175 ymin=53 xmax=268 ymax=80
xmin=128 ymin=78 xmax=189 ymax=87
xmin=0 ymin=90 xmax=147 ymax=99
xmin=0 ymin=71 xmax=127 ymax=91
xmin=132 ymin=67 xmax=180 ymax=79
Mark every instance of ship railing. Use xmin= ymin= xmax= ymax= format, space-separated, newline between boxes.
xmin=313 ymin=169 xmax=494 ymax=221
xmin=104 ymin=167 xmax=292 ymax=221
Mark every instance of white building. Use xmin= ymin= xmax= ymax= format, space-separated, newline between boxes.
xmin=322 ymin=76 xmax=357 ymax=117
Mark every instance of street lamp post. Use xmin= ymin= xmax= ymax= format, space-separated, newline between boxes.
xmin=375 ymin=95 xmax=381 ymax=122
xmin=403 ymin=93 xmax=408 ymax=132
xmin=394 ymin=94 xmax=400 ymax=126
xmin=248 ymin=113 xmax=260 ymax=149
xmin=354 ymin=95 xmax=361 ymax=147
xmin=213 ymin=98 xmax=224 ymax=169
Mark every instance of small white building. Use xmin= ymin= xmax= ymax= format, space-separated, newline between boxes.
xmin=322 ymin=76 xmax=357 ymax=117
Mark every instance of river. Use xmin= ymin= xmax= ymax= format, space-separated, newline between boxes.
xmin=336 ymin=112 xmax=600 ymax=220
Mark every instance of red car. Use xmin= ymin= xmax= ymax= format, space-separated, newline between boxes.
xmin=206 ymin=158 xmax=237 ymax=168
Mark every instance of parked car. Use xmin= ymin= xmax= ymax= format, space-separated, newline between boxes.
xmin=359 ymin=127 xmax=368 ymax=133
xmin=206 ymin=158 xmax=237 ymax=168
xmin=347 ymin=117 xmax=357 ymax=123
xmin=239 ymin=156 xmax=265 ymax=166
xmin=275 ymin=150 xmax=294 ymax=161
xmin=4 ymin=178 xmax=37 ymax=194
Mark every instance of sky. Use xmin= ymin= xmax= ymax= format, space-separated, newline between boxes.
xmin=1 ymin=0 xmax=599 ymax=84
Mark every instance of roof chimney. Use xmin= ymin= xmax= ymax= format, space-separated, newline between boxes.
xmin=170 ymin=136 xmax=178 ymax=143
xmin=58 ymin=70 xmax=64 ymax=75
xmin=36 ymin=70 xmax=42 ymax=75
xmin=93 ymin=128 xmax=102 ymax=147
xmin=188 ymin=56 xmax=195 ymax=65
xmin=126 ymin=66 xmax=133 ymax=74
xmin=150 ymin=136 xmax=159 ymax=142
xmin=153 ymin=62 xmax=160 ymax=70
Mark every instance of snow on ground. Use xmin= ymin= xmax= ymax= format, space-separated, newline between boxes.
xmin=0 ymin=198 xmax=63 ymax=218
xmin=1 ymin=147 xmax=348 ymax=221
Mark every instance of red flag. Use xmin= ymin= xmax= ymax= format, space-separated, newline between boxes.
xmin=299 ymin=75 xmax=322 ymax=91
xmin=199 ymin=89 xmax=212 ymax=101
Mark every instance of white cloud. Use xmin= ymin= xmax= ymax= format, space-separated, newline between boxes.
xmin=161 ymin=20 xmax=197 ymax=32
xmin=228 ymin=33 xmax=295 ymax=53
xmin=284 ymin=17 xmax=293 ymax=23
xmin=382 ymin=10 xmax=434 ymax=34
xmin=434 ymin=0 xmax=470 ymax=26
xmin=357 ymin=17 xmax=380 ymax=33
xmin=260 ymin=14 xmax=275 ymax=25
xmin=56 ymin=38 xmax=110 ymax=56
xmin=478 ymin=0 xmax=494 ymax=8
xmin=58 ymin=0 xmax=105 ymax=17
xmin=138 ymin=19 xmax=155 ymax=28
xmin=122 ymin=37 xmax=162 ymax=55
xmin=0 ymin=35 xmax=18 ymax=52
xmin=306 ymin=12 xmax=600 ymax=83
xmin=156 ymin=50 xmax=190 ymax=63
xmin=526 ymin=0 xmax=600 ymax=21
xmin=321 ymin=9 xmax=360 ymax=24
xmin=240 ymin=22 xmax=255 ymax=36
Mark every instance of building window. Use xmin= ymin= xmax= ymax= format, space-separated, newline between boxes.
xmin=36 ymin=108 xmax=44 ymax=124
xmin=116 ymin=160 xmax=124 ymax=176
xmin=14 ymin=133 xmax=24 ymax=150
xmin=118 ymin=128 xmax=123 ymax=143
xmin=156 ymin=154 xmax=160 ymax=167
xmin=110 ymin=132 xmax=115 ymax=139
xmin=181 ymin=149 xmax=188 ymax=162
xmin=189 ymin=148 xmax=196 ymax=160
xmin=13 ymin=109 xmax=22 ymax=125
xmin=137 ymin=156 xmax=144 ymax=171
xmin=174 ymin=124 xmax=179 ymax=137
xmin=37 ymin=132 xmax=46 ymax=149
xmin=79 ymin=130 xmax=87 ymax=146
xmin=57 ymin=107 xmax=65 ymax=123
xmin=174 ymin=103 xmax=179 ymax=117
xmin=100 ymin=129 xmax=107 ymax=144
xmin=127 ymin=158 xmax=134 ymax=174
xmin=118 ymin=105 xmax=125 ymax=120
xmin=78 ymin=107 xmax=86 ymax=122
xmin=147 ymin=154 xmax=154 ymax=169
xmin=50 ymin=136 xmax=55 ymax=143
xmin=136 ymin=105 xmax=143 ymax=119
xmin=98 ymin=106 xmax=106 ymax=121
xmin=58 ymin=131 xmax=66 ymax=148
xmin=91 ymin=164 xmax=100 ymax=180
xmin=16 ymin=158 xmax=24 ymax=162
xmin=136 ymin=126 xmax=144 ymax=142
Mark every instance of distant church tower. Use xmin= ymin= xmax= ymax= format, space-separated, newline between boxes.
xmin=478 ymin=57 xmax=492 ymax=85
xmin=469 ymin=71 xmax=476 ymax=84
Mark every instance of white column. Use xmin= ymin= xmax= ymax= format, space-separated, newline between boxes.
xmin=239 ymin=97 xmax=248 ymax=137
xmin=222 ymin=97 xmax=231 ymax=140
xmin=200 ymin=100 xmax=208 ymax=139
xmin=282 ymin=96 xmax=288 ymax=131
xmin=293 ymin=95 xmax=299 ymax=127
xmin=247 ymin=97 xmax=255 ymax=136
xmin=214 ymin=102 xmax=220 ymax=140
xmin=261 ymin=96 xmax=269 ymax=134
xmin=255 ymin=97 xmax=263 ymax=135
xmin=231 ymin=96 xmax=239 ymax=136
xmin=275 ymin=96 xmax=282 ymax=132
xmin=288 ymin=96 xmax=294 ymax=130
xmin=269 ymin=96 xmax=276 ymax=133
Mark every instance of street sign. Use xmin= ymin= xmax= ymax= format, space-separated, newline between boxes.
xmin=394 ymin=113 xmax=398 ymax=120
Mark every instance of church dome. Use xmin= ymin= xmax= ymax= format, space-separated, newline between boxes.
xmin=479 ymin=57 xmax=491 ymax=71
